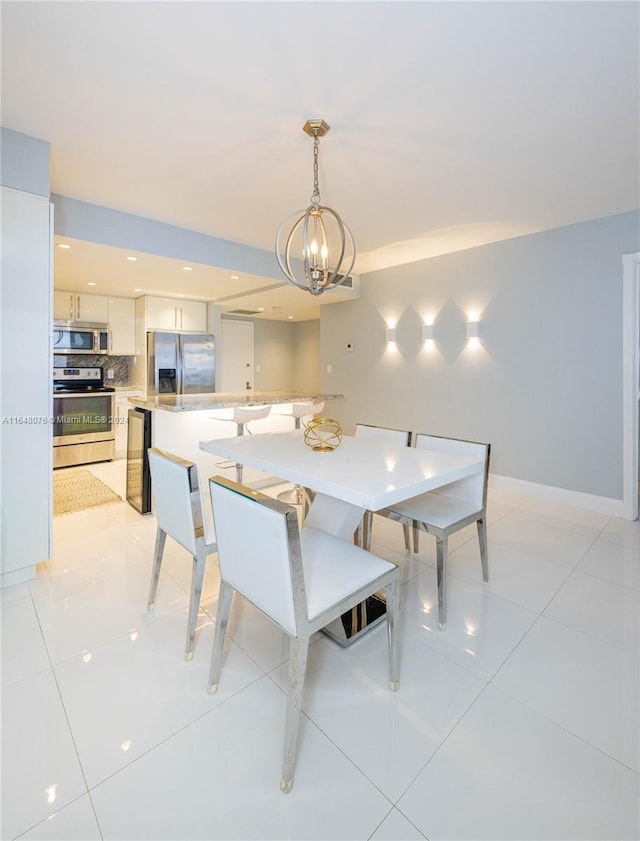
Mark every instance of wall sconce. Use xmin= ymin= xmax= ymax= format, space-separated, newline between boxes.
xmin=466 ymin=320 xmax=479 ymax=339
xmin=422 ymin=324 xmax=434 ymax=341
xmin=385 ymin=327 xmax=397 ymax=343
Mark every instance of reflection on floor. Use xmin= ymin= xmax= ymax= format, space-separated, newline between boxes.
xmin=2 ymin=460 xmax=639 ymax=840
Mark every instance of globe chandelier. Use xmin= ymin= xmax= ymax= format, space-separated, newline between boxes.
xmin=276 ymin=119 xmax=356 ymax=296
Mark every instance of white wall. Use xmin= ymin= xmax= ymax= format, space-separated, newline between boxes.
xmin=321 ymin=211 xmax=640 ymax=502
xmin=1 ymin=129 xmax=52 ymax=585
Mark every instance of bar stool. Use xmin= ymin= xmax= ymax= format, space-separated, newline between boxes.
xmin=277 ymin=401 xmax=325 ymax=505
xmin=214 ymin=405 xmax=272 ymax=484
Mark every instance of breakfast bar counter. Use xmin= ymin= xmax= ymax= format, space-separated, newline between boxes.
xmin=130 ymin=390 xmax=342 ymax=412
xmin=127 ymin=391 xmax=344 ymax=517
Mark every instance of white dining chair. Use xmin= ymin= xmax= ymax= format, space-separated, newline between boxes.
xmin=207 ymin=475 xmax=400 ymax=793
xmin=354 ymin=423 xmax=413 ymax=551
xmin=147 ymin=448 xmax=217 ymax=659
xmin=380 ymin=434 xmax=490 ymax=629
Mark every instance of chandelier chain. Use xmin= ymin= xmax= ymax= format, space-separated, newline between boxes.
xmin=311 ymin=134 xmax=320 ymax=207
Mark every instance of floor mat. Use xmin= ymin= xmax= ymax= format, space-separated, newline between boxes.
xmin=53 ymin=468 xmax=122 ymax=516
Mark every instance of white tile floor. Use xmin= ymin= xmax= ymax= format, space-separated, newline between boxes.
xmin=2 ymin=462 xmax=639 ymax=840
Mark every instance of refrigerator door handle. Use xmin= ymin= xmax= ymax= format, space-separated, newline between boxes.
xmin=176 ymin=335 xmax=184 ymax=395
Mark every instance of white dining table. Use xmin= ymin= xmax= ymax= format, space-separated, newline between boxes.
xmin=199 ymin=430 xmax=483 ymax=539
xmin=200 ymin=430 xmax=484 ymax=644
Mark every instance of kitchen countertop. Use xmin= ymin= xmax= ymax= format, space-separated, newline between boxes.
xmin=128 ymin=390 xmax=343 ymax=412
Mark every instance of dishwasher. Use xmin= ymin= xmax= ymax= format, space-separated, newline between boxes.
xmin=126 ymin=407 xmax=152 ymax=514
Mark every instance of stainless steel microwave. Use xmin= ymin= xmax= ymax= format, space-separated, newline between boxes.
xmin=53 ymin=321 xmax=110 ymax=355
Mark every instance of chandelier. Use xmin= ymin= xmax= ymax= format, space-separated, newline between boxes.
xmin=276 ymin=119 xmax=356 ymax=296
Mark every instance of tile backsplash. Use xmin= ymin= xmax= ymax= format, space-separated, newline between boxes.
xmin=53 ymin=355 xmax=133 ymax=385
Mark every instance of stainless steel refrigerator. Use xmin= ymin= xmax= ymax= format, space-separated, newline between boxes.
xmin=147 ymin=331 xmax=216 ymax=395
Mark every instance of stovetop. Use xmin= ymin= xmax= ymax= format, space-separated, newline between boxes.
xmin=53 ymin=366 xmax=115 ymax=394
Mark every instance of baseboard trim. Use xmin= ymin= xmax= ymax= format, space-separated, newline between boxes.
xmin=489 ymin=474 xmax=626 ymax=519
xmin=1 ymin=564 xmax=37 ymax=590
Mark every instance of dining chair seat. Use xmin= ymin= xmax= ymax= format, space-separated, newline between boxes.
xmin=389 ymin=493 xmax=480 ymax=530
xmin=147 ymin=448 xmax=217 ymax=660
xmin=207 ymin=475 xmax=400 ymax=794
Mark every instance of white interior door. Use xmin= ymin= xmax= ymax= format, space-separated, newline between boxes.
xmin=220 ymin=319 xmax=254 ymax=392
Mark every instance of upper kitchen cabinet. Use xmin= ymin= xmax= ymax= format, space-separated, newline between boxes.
xmin=54 ymin=290 xmax=109 ymax=323
xmin=108 ymin=296 xmax=136 ymax=355
xmin=142 ymin=295 xmax=207 ymax=332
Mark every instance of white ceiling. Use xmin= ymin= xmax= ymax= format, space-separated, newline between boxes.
xmin=2 ymin=1 xmax=638 ymax=319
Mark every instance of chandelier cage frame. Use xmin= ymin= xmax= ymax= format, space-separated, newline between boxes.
xmin=275 ymin=120 xmax=356 ymax=297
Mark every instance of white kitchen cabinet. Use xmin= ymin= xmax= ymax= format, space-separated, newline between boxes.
xmin=53 ymin=290 xmax=109 ymax=323
xmin=144 ymin=296 xmax=207 ymax=332
xmin=178 ymin=299 xmax=207 ymax=332
xmin=108 ymin=296 xmax=136 ymax=355
xmin=53 ymin=290 xmax=75 ymax=320
xmin=114 ymin=389 xmax=143 ymax=458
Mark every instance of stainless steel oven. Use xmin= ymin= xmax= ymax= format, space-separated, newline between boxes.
xmin=53 ymin=367 xmax=115 ymax=468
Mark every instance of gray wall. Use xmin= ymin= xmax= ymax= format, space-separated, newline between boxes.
xmin=321 ymin=211 xmax=640 ymax=500
xmin=253 ymin=319 xmax=295 ymax=391
xmin=228 ymin=317 xmax=320 ymax=392
xmin=293 ymin=320 xmax=321 ymax=392
xmin=1 ymin=127 xmax=50 ymax=195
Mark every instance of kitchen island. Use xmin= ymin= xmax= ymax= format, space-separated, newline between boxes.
xmin=127 ymin=391 xmax=343 ymax=516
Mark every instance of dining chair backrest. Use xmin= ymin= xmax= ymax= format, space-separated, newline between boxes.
xmin=414 ymin=434 xmax=490 ymax=509
xmin=148 ymin=448 xmax=204 ymax=556
xmin=355 ymin=423 xmax=411 ymax=447
xmin=209 ymin=477 xmax=302 ymax=637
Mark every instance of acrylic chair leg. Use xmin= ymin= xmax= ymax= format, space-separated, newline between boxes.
xmin=281 ymin=634 xmax=310 ymax=794
xmin=477 ymin=517 xmax=489 ymax=585
xmin=208 ymin=581 xmax=233 ymax=693
xmin=436 ymin=533 xmax=448 ymax=630
xmin=147 ymin=528 xmax=167 ymax=610
xmin=386 ymin=579 xmax=400 ymax=690
xmin=184 ymin=549 xmax=207 ymax=660
xmin=354 ymin=521 xmax=363 ymax=548
xmin=412 ymin=521 xmax=419 ymax=554
xmin=402 ymin=522 xmax=411 ymax=552
xmin=363 ymin=510 xmax=373 ymax=551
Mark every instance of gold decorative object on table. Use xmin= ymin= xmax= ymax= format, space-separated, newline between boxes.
xmin=303 ymin=418 xmax=343 ymax=452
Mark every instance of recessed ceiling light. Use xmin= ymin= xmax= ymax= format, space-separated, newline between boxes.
xmin=133 ymin=288 xmax=142 ymax=292
xmin=258 ymin=307 xmax=264 ymax=312
xmin=87 ymin=282 xmax=96 ymax=286
xmin=288 ymin=316 xmax=293 ymax=319
xmin=231 ymin=275 xmax=239 ymax=280
xmin=178 ymin=294 xmax=185 ymax=298
xmin=182 ymin=266 xmax=192 ymax=272
xmin=126 ymin=256 xmax=137 ymax=262
xmin=57 ymin=243 xmax=71 ymax=249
